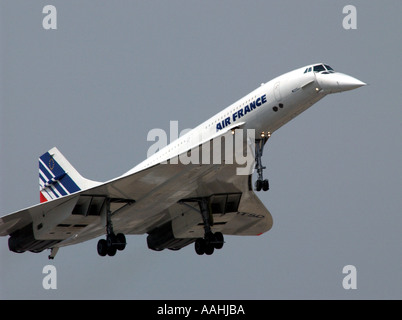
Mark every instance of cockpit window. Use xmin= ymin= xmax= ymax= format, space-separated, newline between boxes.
xmin=305 ymin=64 xmax=335 ymax=74
xmin=313 ymin=64 xmax=326 ymax=72
xmin=312 ymin=64 xmax=336 ymax=74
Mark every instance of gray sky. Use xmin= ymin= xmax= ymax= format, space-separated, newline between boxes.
xmin=1 ymin=0 xmax=401 ymax=299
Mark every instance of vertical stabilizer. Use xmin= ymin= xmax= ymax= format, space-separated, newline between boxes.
xmin=38 ymin=147 xmax=100 ymax=203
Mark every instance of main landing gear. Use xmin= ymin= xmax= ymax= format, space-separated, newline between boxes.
xmin=179 ymin=197 xmax=225 ymax=256
xmin=195 ymin=198 xmax=224 ymax=255
xmin=254 ymin=132 xmax=270 ymax=192
xmin=97 ymin=233 xmax=126 ymax=257
xmin=194 ymin=232 xmax=224 ymax=255
xmin=97 ymin=198 xmax=134 ymax=257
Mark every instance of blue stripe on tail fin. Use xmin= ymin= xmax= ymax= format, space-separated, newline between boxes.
xmin=38 ymin=147 xmax=100 ymax=203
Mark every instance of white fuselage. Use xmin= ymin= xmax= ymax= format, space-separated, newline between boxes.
xmin=125 ymin=63 xmax=365 ymax=176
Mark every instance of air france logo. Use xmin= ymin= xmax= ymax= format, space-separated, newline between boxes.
xmin=48 ymin=158 xmax=55 ymax=171
xmin=216 ymin=94 xmax=267 ymax=132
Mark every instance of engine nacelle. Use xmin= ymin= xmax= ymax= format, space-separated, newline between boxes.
xmin=147 ymin=221 xmax=196 ymax=251
xmin=8 ymin=223 xmax=61 ymax=253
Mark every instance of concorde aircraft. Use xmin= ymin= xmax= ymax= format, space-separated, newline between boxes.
xmin=0 ymin=63 xmax=365 ymax=259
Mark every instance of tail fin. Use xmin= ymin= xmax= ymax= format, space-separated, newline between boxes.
xmin=38 ymin=147 xmax=100 ymax=203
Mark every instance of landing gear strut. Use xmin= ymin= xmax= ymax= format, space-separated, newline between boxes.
xmin=179 ymin=197 xmax=225 ymax=255
xmin=255 ymin=132 xmax=270 ymax=192
xmin=97 ymin=198 xmax=134 ymax=257
xmin=195 ymin=198 xmax=224 ymax=255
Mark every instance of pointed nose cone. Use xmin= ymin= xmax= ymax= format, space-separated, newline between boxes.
xmin=316 ymin=72 xmax=366 ymax=93
xmin=336 ymin=73 xmax=366 ymax=92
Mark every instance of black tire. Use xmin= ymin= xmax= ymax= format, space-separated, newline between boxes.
xmin=107 ymin=245 xmax=117 ymax=256
xmin=97 ymin=239 xmax=108 ymax=256
xmin=107 ymin=234 xmax=115 ymax=248
xmin=263 ymin=179 xmax=269 ymax=191
xmin=195 ymin=238 xmax=205 ymax=255
xmin=116 ymin=233 xmax=126 ymax=251
xmin=255 ymin=179 xmax=262 ymax=191
xmin=204 ymin=243 xmax=214 ymax=255
xmin=214 ymin=232 xmax=224 ymax=249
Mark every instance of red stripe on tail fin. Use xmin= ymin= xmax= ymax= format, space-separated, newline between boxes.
xmin=40 ymin=192 xmax=48 ymax=203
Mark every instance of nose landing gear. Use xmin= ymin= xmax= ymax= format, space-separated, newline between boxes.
xmin=255 ymin=132 xmax=270 ymax=192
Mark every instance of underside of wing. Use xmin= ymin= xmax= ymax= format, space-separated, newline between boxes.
xmin=1 ymin=129 xmax=273 ymax=256
xmin=58 ymin=130 xmax=273 ymax=252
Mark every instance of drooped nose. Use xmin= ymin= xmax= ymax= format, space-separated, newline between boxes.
xmin=316 ymin=72 xmax=366 ymax=93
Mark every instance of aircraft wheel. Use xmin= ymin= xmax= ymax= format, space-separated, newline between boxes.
xmin=263 ymin=179 xmax=269 ymax=191
xmin=107 ymin=245 xmax=117 ymax=256
xmin=255 ymin=180 xmax=262 ymax=191
xmin=214 ymin=232 xmax=224 ymax=249
xmin=116 ymin=233 xmax=126 ymax=251
xmin=97 ymin=239 xmax=108 ymax=256
xmin=195 ymin=238 xmax=205 ymax=255
xmin=106 ymin=234 xmax=116 ymax=248
xmin=204 ymin=243 xmax=214 ymax=255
